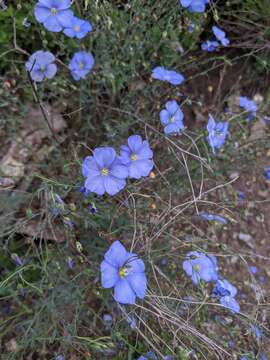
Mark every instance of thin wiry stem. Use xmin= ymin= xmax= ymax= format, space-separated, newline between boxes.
xmin=26 ymin=71 xmax=61 ymax=145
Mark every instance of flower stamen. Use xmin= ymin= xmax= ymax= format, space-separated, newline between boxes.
xmin=50 ymin=7 xmax=58 ymax=15
xmin=119 ymin=267 xmax=129 ymax=278
xmin=101 ymin=168 xmax=109 ymax=176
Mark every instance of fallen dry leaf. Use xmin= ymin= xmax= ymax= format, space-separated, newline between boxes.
xmin=5 ymin=339 xmax=17 ymax=353
xmin=20 ymin=219 xmax=66 ymax=243
xmin=249 ymin=118 xmax=268 ymax=141
xmin=0 ymin=177 xmax=15 ymax=187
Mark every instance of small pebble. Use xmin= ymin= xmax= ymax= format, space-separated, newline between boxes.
xmin=238 ymin=233 xmax=254 ymax=248
xmin=229 ymin=171 xmax=240 ymax=180
xmin=258 ymin=190 xmax=268 ymax=198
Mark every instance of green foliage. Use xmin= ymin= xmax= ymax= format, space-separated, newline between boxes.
xmin=219 ymin=0 xmax=270 ymax=73
xmin=0 ymin=1 xmax=203 ymax=90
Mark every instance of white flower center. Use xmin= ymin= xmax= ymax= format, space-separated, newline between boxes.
xmin=50 ymin=7 xmax=58 ymax=15
xmin=215 ymin=129 xmax=223 ymax=137
xmin=170 ymin=115 xmax=175 ymax=123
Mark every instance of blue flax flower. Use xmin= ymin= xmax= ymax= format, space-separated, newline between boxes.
xmin=237 ymin=191 xmax=246 ymax=203
xmin=100 ymin=240 xmax=147 ymax=304
xmin=34 ymin=0 xmax=73 ymax=32
xmin=67 ymin=257 xmax=74 ymax=269
xmin=79 ymin=185 xmax=90 ymax=197
xmin=220 ymin=296 xmax=240 ymax=313
xmin=201 ymin=40 xmax=219 ymax=52
xmin=55 ymin=356 xmax=65 ymax=360
xmin=11 ymin=253 xmax=23 ymax=266
xmin=89 ymin=202 xmax=97 ymax=214
xmin=127 ymin=314 xmax=137 ymax=330
xmin=249 ymin=266 xmax=257 ymax=274
xmin=239 ymin=96 xmax=257 ymax=120
xmin=207 ymin=114 xmax=229 ymax=153
xmin=199 ymin=212 xmax=227 ymax=225
xmin=137 ymin=353 xmax=157 ymax=360
xmin=179 ymin=0 xmax=209 ymax=13
xmin=213 ymin=279 xmax=237 ymax=298
xmin=103 ymin=314 xmax=113 ymax=328
xmin=63 ymin=216 xmax=74 ymax=229
xmin=49 ymin=193 xmax=65 ymax=217
xmin=25 ymin=50 xmax=57 ymax=82
xmin=250 ymin=324 xmax=263 ymax=341
xmin=103 ymin=313 xmax=113 ymax=322
xmin=69 ymin=51 xmax=95 ymax=80
xmin=212 ymin=279 xmax=240 ymax=313
xmin=63 ymin=16 xmax=92 ymax=39
xmin=160 ymin=100 xmax=184 ymax=134
xmin=212 ymin=26 xmax=230 ymax=46
xmin=187 ymin=22 xmax=195 ymax=33
xmin=82 ymin=147 xmax=128 ymax=196
xmin=119 ymin=135 xmax=154 ymax=179
xmin=23 ymin=18 xmax=31 ymax=28
xmin=263 ymin=166 xmax=270 ymax=180
xmin=152 ymin=66 xmax=184 ymax=85
xmin=182 ymin=251 xmax=218 ymax=285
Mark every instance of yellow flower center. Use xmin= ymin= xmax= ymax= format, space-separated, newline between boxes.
xmin=101 ymin=168 xmax=109 ymax=176
xmin=130 ymin=154 xmax=137 ymax=161
xmin=74 ymin=25 xmax=81 ymax=32
xmin=119 ymin=267 xmax=128 ymax=278
xmin=170 ymin=115 xmax=175 ymax=123
xmin=193 ymin=265 xmax=200 ymax=272
xmin=79 ymin=62 xmax=84 ymax=69
xmin=50 ymin=7 xmax=58 ymax=15
xmin=40 ymin=65 xmax=46 ymax=72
